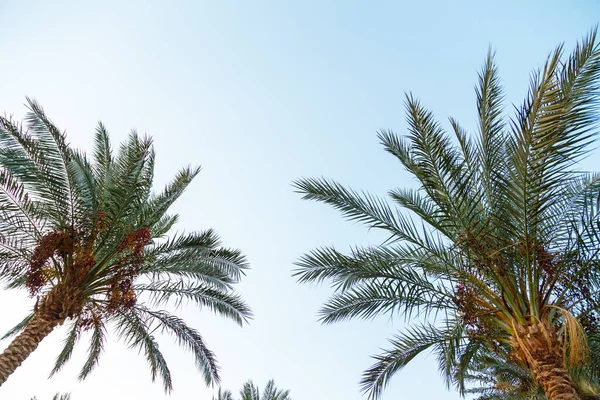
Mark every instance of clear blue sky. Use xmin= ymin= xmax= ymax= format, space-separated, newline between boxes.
xmin=0 ymin=1 xmax=598 ymax=399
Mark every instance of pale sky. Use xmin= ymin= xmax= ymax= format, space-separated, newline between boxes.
xmin=0 ymin=1 xmax=598 ymax=399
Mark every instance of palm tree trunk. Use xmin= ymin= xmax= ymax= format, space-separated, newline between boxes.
xmin=0 ymin=285 xmax=80 ymax=386
xmin=0 ymin=312 xmax=59 ymax=385
xmin=530 ymin=352 xmax=580 ymax=400
xmin=513 ymin=323 xmax=580 ymax=400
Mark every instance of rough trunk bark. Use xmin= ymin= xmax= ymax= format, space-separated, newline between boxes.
xmin=0 ymin=313 xmax=59 ymax=385
xmin=512 ymin=322 xmax=580 ymax=400
xmin=0 ymin=285 xmax=81 ymax=386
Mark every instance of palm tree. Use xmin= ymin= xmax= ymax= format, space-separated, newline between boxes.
xmin=293 ymin=29 xmax=600 ymax=400
xmin=0 ymin=99 xmax=251 ymax=390
xmin=213 ymin=380 xmax=291 ymax=400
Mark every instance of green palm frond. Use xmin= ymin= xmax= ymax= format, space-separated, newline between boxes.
xmin=313 ymin=251 xmax=453 ymax=323
xmin=240 ymin=381 xmax=261 ymax=400
xmin=0 ymin=107 xmax=68 ymax=225
xmin=50 ymin=321 xmax=79 ymax=377
xmin=92 ymin=122 xmax=112 ymax=181
xmin=261 ymin=380 xmax=291 ymax=400
xmin=142 ymin=230 xmax=247 ymax=286
xmin=215 ymin=380 xmax=291 ymax=400
xmin=141 ymin=165 xmax=201 ymax=228
xmin=361 ymin=322 xmax=464 ymax=399
xmin=0 ymin=167 xmax=43 ymax=240
xmin=137 ymin=281 xmax=251 ymax=325
xmin=1 ymin=313 xmax=34 ymax=340
xmin=25 ymin=98 xmax=79 ymax=224
xmin=135 ymin=307 xmax=220 ymax=386
xmin=115 ymin=309 xmax=172 ymax=391
xmin=214 ymin=388 xmax=234 ymax=400
xmin=69 ymin=150 xmax=99 ymax=221
xmin=77 ymin=319 xmax=105 ymax=381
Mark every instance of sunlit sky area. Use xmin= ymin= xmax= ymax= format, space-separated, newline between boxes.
xmin=0 ymin=1 xmax=599 ymax=399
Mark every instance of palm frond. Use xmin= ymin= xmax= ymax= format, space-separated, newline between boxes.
xmin=25 ymin=97 xmax=78 ymax=226
xmin=240 ymin=381 xmax=261 ymax=400
xmin=1 ymin=313 xmax=34 ymax=340
xmin=292 ymin=177 xmax=404 ymax=242
xmin=143 ymin=230 xmax=247 ymax=285
xmin=77 ymin=320 xmax=105 ymax=381
xmin=50 ymin=322 xmax=79 ymax=377
xmin=114 ymin=309 xmax=172 ymax=391
xmin=214 ymin=388 xmax=234 ymax=400
xmin=137 ymin=307 xmax=220 ymax=386
xmin=141 ymin=165 xmax=201 ymax=227
xmin=92 ymin=122 xmax=112 ymax=186
xmin=137 ymin=280 xmax=251 ymax=325
xmin=68 ymin=150 xmax=98 ymax=224
xmin=360 ymin=322 xmax=462 ymax=400
xmin=0 ymin=114 xmax=57 ymax=213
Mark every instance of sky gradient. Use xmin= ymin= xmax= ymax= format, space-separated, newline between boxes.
xmin=0 ymin=1 xmax=599 ymax=399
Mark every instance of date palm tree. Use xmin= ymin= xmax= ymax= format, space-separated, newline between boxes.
xmin=294 ymin=29 xmax=600 ymax=400
xmin=213 ymin=380 xmax=291 ymax=400
xmin=0 ymin=99 xmax=251 ymax=390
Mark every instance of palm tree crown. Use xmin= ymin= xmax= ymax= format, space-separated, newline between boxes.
xmin=294 ymin=30 xmax=600 ymax=400
xmin=213 ymin=380 xmax=291 ymax=400
xmin=0 ymin=99 xmax=251 ymax=390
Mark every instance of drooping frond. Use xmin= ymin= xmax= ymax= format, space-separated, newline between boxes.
xmin=137 ymin=280 xmax=251 ymax=325
xmin=360 ymin=322 xmax=463 ymax=400
xmin=50 ymin=322 xmax=79 ymax=377
xmin=114 ymin=309 xmax=172 ymax=391
xmin=137 ymin=307 xmax=220 ymax=386
xmin=463 ymin=350 xmax=544 ymax=400
xmin=77 ymin=320 xmax=105 ymax=381
xmin=548 ymin=306 xmax=589 ymax=366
